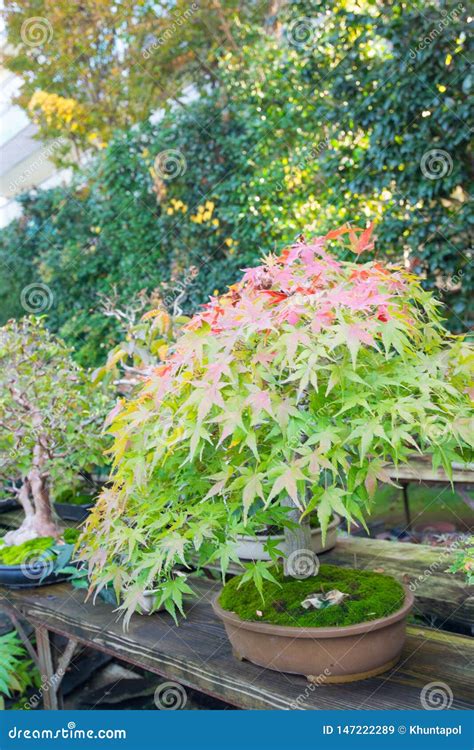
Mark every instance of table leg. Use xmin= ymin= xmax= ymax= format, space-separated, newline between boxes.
xmin=51 ymin=633 xmax=65 ymax=709
xmin=35 ymin=626 xmax=59 ymax=710
xmin=402 ymin=483 xmax=412 ymax=531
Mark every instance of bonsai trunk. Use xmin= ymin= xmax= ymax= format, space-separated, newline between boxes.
xmin=281 ymin=494 xmax=313 ymax=577
xmin=3 ymin=439 xmax=60 ymax=546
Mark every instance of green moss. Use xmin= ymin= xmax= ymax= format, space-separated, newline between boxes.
xmin=63 ymin=527 xmax=80 ymax=545
xmin=219 ymin=564 xmax=405 ymax=628
xmin=0 ymin=529 xmax=80 ymax=565
xmin=0 ymin=537 xmax=55 ymax=565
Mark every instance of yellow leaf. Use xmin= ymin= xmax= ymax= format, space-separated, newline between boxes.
xmin=106 ymin=348 xmax=127 ymax=369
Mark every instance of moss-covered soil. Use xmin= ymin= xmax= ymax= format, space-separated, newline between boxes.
xmin=0 ymin=528 xmax=79 ymax=565
xmin=219 ymin=564 xmax=405 ymax=628
xmin=0 ymin=537 xmax=55 ymax=565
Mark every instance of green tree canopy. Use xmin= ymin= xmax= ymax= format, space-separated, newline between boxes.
xmin=3 ymin=0 xmax=273 ymax=162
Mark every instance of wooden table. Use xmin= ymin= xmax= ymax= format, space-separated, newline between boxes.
xmin=1 ymin=552 xmax=473 ymax=711
xmin=385 ymin=459 xmax=474 ymax=529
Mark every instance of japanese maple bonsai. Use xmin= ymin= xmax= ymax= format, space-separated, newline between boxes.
xmin=79 ymin=224 xmax=473 ymax=676
xmin=0 ymin=317 xmax=109 ymax=558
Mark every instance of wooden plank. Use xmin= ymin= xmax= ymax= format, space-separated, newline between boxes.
xmin=384 ymin=460 xmax=474 ymax=485
xmin=321 ymin=537 xmax=474 ymax=630
xmin=0 ymin=580 xmax=472 ymax=711
xmin=35 ymin=626 xmax=59 ymax=710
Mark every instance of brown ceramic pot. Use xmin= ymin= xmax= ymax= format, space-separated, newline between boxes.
xmin=212 ymin=587 xmax=414 ymax=683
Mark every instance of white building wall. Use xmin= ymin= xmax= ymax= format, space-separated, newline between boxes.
xmin=0 ymin=48 xmax=71 ymax=227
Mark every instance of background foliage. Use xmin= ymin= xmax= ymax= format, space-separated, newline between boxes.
xmin=4 ymin=0 xmax=270 ymax=162
xmin=0 ymin=630 xmax=40 ymax=709
xmin=1 ymin=0 xmax=472 ymax=365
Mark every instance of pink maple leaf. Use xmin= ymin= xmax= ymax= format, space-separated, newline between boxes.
xmin=254 ymin=350 xmax=276 ymax=366
xmin=245 ymin=388 xmax=273 ymax=416
xmin=311 ymin=306 xmax=335 ymax=333
xmin=226 ymin=294 xmax=274 ymax=331
xmin=348 ymin=323 xmax=375 ymax=346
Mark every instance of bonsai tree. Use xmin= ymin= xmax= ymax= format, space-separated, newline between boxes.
xmin=79 ymin=224 xmax=473 ymax=623
xmin=92 ymin=287 xmax=189 ymax=393
xmin=0 ymin=317 xmax=110 ymax=545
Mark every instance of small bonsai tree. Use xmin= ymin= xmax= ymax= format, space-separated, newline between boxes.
xmin=92 ymin=287 xmax=188 ymax=392
xmin=79 ymin=224 xmax=473 ymax=623
xmin=0 ymin=317 xmax=110 ymax=545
